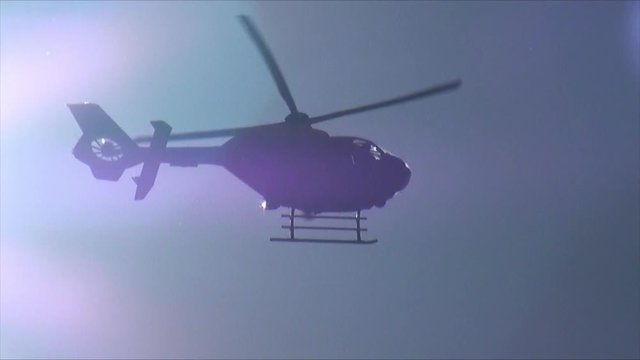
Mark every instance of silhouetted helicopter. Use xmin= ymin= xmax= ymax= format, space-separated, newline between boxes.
xmin=69 ymin=16 xmax=460 ymax=243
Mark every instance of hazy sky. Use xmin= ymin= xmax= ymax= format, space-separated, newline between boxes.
xmin=1 ymin=1 xmax=638 ymax=358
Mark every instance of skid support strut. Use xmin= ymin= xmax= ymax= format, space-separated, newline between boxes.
xmin=270 ymin=208 xmax=378 ymax=244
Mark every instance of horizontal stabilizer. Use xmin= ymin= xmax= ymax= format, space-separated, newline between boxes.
xmin=133 ymin=121 xmax=172 ymax=200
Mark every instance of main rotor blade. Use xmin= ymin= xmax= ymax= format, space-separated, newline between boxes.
xmin=309 ymin=79 xmax=462 ymax=124
xmin=239 ymin=15 xmax=298 ymax=114
xmin=133 ymin=123 xmax=276 ymax=143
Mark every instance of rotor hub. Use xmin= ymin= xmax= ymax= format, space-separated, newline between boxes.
xmin=285 ymin=112 xmax=310 ymax=124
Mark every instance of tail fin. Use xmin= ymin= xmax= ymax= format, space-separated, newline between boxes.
xmin=68 ymin=103 xmax=142 ymax=181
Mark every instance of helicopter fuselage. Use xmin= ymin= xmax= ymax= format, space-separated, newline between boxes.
xmin=216 ymin=124 xmax=411 ymax=214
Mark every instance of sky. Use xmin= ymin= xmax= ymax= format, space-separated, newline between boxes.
xmin=1 ymin=1 xmax=639 ymax=359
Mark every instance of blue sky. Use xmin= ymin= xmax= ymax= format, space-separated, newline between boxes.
xmin=1 ymin=1 xmax=639 ymax=358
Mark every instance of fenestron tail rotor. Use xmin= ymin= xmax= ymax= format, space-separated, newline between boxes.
xmin=68 ymin=103 xmax=142 ymax=180
xmin=91 ymin=137 xmax=124 ymax=162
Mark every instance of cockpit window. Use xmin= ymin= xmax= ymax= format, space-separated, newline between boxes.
xmin=352 ymin=139 xmax=368 ymax=147
xmin=352 ymin=138 xmax=382 ymax=160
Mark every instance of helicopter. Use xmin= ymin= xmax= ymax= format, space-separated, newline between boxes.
xmin=68 ymin=15 xmax=460 ymax=244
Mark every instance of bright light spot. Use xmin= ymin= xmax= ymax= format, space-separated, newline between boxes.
xmin=0 ymin=12 xmax=134 ymax=128
xmin=260 ymin=200 xmax=267 ymax=210
xmin=0 ymin=241 xmax=187 ymax=357
xmin=99 ymin=138 xmax=106 ymax=145
xmin=370 ymin=145 xmax=382 ymax=160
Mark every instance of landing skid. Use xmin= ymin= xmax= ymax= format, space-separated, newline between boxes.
xmin=270 ymin=237 xmax=378 ymax=244
xmin=270 ymin=209 xmax=378 ymax=244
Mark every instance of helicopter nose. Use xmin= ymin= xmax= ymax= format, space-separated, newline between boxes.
xmin=397 ymin=160 xmax=411 ymax=191
xmin=386 ymin=156 xmax=411 ymax=192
